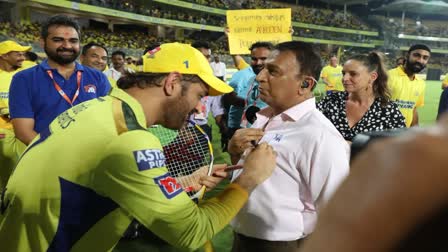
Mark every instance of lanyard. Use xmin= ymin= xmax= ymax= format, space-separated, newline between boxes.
xmin=47 ymin=70 xmax=82 ymax=106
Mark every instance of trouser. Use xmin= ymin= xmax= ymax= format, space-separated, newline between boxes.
xmin=0 ymin=128 xmax=26 ymax=190
xmin=231 ymin=232 xmax=305 ymax=252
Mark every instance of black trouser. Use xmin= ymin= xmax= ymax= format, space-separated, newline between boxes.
xmin=231 ymin=233 xmax=305 ymax=252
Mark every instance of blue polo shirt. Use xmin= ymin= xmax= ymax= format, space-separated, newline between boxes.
xmin=227 ymin=67 xmax=267 ymax=128
xmin=9 ymin=60 xmax=111 ymax=133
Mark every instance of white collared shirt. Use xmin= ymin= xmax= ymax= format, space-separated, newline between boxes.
xmin=210 ymin=61 xmax=226 ymax=77
xmin=231 ymin=98 xmax=350 ymax=241
xmin=104 ymin=67 xmax=135 ymax=81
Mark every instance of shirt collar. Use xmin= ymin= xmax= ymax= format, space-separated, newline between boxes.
xmin=396 ymin=65 xmax=420 ymax=80
xmin=256 ymin=97 xmax=317 ymax=123
xmin=40 ymin=59 xmax=84 ymax=72
xmin=109 ymin=88 xmax=147 ymax=129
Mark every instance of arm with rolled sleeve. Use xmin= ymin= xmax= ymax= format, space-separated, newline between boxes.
xmin=94 ymin=131 xmax=249 ymax=251
xmin=306 ymin=132 xmax=350 ymax=207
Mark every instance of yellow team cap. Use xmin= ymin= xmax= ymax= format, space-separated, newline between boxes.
xmin=143 ymin=42 xmax=233 ymax=96
xmin=0 ymin=40 xmax=31 ymax=55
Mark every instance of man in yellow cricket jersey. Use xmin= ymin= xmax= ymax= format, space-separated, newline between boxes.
xmin=320 ymin=55 xmax=344 ymax=95
xmin=388 ymin=44 xmax=431 ymax=127
xmin=0 ymin=43 xmax=277 ymax=251
xmin=0 ymin=40 xmax=31 ymax=190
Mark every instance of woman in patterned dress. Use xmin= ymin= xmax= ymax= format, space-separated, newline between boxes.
xmin=317 ymin=52 xmax=406 ymax=142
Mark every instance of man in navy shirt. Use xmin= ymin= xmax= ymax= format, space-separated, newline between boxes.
xmin=9 ymin=15 xmax=110 ymax=145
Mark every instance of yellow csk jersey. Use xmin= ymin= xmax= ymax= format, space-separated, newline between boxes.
xmin=320 ymin=65 xmax=344 ymax=91
xmin=0 ymin=69 xmax=22 ymax=129
xmin=0 ymin=88 xmax=248 ymax=252
xmin=388 ymin=66 xmax=425 ymax=127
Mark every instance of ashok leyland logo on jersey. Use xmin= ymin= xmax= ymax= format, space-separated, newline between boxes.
xmin=133 ymin=149 xmax=166 ymax=171
xmin=154 ymin=173 xmax=183 ymax=199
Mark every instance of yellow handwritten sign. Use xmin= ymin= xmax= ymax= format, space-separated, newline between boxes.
xmin=227 ymin=8 xmax=291 ymax=55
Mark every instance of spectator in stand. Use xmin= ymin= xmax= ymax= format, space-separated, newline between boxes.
xmin=104 ymin=50 xmax=135 ymax=81
xmin=126 ymin=56 xmax=138 ymax=72
xmin=320 ymin=55 xmax=344 ymax=95
xmin=210 ymin=55 xmax=226 ymax=81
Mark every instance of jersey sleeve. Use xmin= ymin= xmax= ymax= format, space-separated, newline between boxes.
xmin=9 ymin=72 xmax=34 ymax=119
xmin=237 ymin=58 xmax=250 ymax=70
xmin=93 ymin=130 xmax=248 ymax=250
xmin=320 ymin=67 xmax=328 ymax=78
xmin=97 ymin=71 xmax=111 ymax=96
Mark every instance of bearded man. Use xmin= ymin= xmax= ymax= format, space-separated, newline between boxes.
xmin=388 ymin=44 xmax=431 ymax=127
xmin=9 ymin=15 xmax=111 ymax=145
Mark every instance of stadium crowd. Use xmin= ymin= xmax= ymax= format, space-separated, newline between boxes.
xmin=71 ymin=0 xmax=371 ymax=31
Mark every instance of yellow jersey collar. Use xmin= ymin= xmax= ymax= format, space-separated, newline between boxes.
xmin=397 ymin=65 xmax=420 ymax=81
xmin=109 ymin=88 xmax=147 ymax=129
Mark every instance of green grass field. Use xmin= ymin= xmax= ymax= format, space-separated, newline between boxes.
xmin=114 ymin=80 xmax=443 ymax=252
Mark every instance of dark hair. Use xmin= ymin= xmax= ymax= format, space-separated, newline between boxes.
xmin=348 ymin=52 xmax=391 ymax=106
xmin=111 ymin=50 xmax=126 ymax=59
xmin=142 ymin=43 xmax=161 ymax=56
xmin=81 ymin=42 xmax=108 ymax=56
xmin=117 ymin=73 xmax=203 ymax=95
xmin=25 ymin=51 xmax=38 ymax=62
xmin=408 ymin=44 xmax=431 ymax=54
xmin=274 ymin=41 xmax=322 ymax=90
xmin=191 ymin=41 xmax=210 ymax=50
xmin=249 ymin=42 xmax=274 ymax=51
xmin=41 ymin=15 xmax=81 ymax=39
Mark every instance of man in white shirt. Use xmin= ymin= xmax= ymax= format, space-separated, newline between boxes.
xmin=104 ymin=50 xmax=135 ymax=81
xmin=210 ymin=55 xmax=226 ymax=81
xmin=228 ymin=41 xmax=350 ymax=252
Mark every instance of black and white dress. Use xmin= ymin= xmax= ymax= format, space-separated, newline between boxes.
xmin=317 ymin=92 xmax=406 ymax=141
